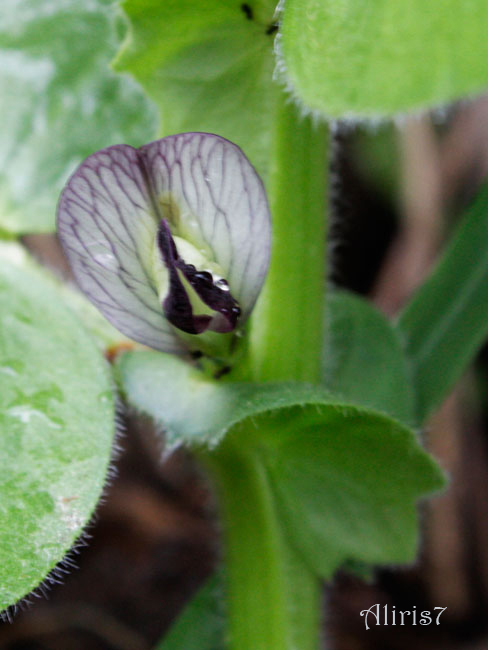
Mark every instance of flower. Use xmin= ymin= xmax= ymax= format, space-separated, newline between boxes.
xmin=57 ymin=133 xmax=271 ymax=356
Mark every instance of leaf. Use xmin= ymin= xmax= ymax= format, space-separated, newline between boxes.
xmin=119 ymin=350 xmax=444 ymax=579
xmin=396 ymin=185 xmax=488 ymax=424
xmin=0 ymin=259 xmax=115 ymax=613
xmin=0 ymin=0 xmax=157 ymax=234
xmin=279 ymin=0 xmax=488 ymax=119
xmin=352 ymin=124 xmax=401 ymax=201
xmin=258 ymin=406 xmax=445 ymax=578
xmin=116 ymin=350 xmax=335 ymax=448
xmin=0 ymin=240 xmax=131 ymax=351
xmin=157 ymin=573 xmax=225 ymax=650
xmin=324 ymin=290 xmax=415 ymax=426
xmin=115 ymin=0 xmax=279 ymax=180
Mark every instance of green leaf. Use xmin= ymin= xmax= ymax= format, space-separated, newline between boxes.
xmin=0 ymin=241 xmax=131 ymax=351
xmin=258 ymin=406 xmax=445 ymax=578
xmin=396 ymin=185 xmax=488 ymax=424
xmin=115 ymin=0 xmax=279 ymax=180
xmin=116 ymin=350 xmax=336 ymax=448
xmin=279 ymin=0 xmax=488 ymax=119
xmin=324 ymin=291 xmax=415 ymax=425
xmin=119 ymin=351 xmax=444 ymax=576
xmin=0 ymin=259 xmax=115 ymax=612
xmin=0 ymin=0 xmax=157 ymax=234
xmin=157 ymin=573 xmax=225 ymax=650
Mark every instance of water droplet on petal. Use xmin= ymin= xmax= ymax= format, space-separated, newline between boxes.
xmin=94 ymin=252 xmax=117 ymax=269
xmin=194 ymin=271 xmax=213 ymax=285
xmin=215 ymin=278 xmax=230 ymax=291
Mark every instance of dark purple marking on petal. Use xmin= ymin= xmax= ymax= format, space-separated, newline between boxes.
xmin=157 ymin=220 xmax=210 ymax=335
xmin=157 ymin=220 xmax=241 ymax=335
xmin=140 ymin=133 xmax=271 ymax=321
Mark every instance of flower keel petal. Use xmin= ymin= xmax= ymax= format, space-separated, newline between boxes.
xmin=157 ymin=219 xmax=241 ymax=335
xmin=140 ymin=133 xmax=271 ymax=320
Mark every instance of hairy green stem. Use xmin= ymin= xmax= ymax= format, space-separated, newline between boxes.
xmin=206 ymin=434 xmax=320 ymax=650
xmin=208 ymin=96 xmax=329 ymax=650
xmin=249 ymin=99 xmax=329 ymax=383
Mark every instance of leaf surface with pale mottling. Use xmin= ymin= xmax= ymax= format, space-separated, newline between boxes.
xmin=0 ymin=0 xmax=157 ymax=233
xmin=0 ymin=259 xmax=115 ymax=613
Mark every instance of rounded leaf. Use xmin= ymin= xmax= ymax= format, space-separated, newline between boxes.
xmin=0 ymin=0 xmax=157 ymax=234
xmin=0 ymin=259 xmax=115 ymax=613
xmin=279 ymin=0 xmax=488 ymax=118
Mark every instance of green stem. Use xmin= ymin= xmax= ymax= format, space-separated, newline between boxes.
xmin=207 ymin=96 xmax=329 ymax=649
xmin=205 ymin=434 xmax=320 ymax=650
xmin=249 ymin=98 xmax=329 ymax=383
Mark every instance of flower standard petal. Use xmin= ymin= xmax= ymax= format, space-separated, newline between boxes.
xmin=57 ymin=144 xmax=185 ymax=353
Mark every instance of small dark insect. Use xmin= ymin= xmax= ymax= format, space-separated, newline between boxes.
xmin=241 ymin=3 xmax=253 ymax=20
xmin=266 ymin=23 xmax=279 ymax=35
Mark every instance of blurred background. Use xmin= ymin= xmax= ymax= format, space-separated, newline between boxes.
xmin=1 ymin=96 xmax=488 ymax=650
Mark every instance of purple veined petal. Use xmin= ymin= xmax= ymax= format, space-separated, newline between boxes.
xmin=57 ymin=134 xmax=271 ymax=353
xmin=57 ymin=145 xmax=185 ymax=353
xmin=140 ymin=133 xmax=272 ymax=322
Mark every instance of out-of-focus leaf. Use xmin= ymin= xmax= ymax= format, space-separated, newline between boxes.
xmin=0 ymin=259 xmax=115 ymax=613
xmin=396 ymin=185 xmax=488 ymax=424
xmin=0 ymin=0 xmax=157 ymax=234
xmin=279 ymin=0 xmax=488 ymax=118
xmin=324 ymin=290 xmax=415 ymax=426
xmin=115 ymin=0 xmax=279 ymax=180
xmin=157 ymin=573 xmax=225 ymax=650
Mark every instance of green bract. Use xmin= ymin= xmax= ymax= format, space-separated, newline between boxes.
xmin=261 ymin=407 xmax=442 ymax=577
xmin=117 ymin=349 xmax=445 ymax=572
